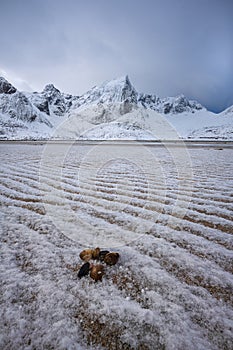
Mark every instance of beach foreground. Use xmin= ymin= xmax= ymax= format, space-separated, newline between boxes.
xmin=0 ymin=142 xmax=232 ymax=349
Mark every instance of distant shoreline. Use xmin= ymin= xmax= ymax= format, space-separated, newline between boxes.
xmin=1 ymin=139 xmax=233 ymax=148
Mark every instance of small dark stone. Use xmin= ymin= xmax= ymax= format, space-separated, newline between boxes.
xmin=99 ymin=250 xmax=110 ymax=261
xmin=78 ymin=262 xmax=90 ymax=278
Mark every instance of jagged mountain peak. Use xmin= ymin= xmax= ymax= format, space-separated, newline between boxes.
xmin=101 ymin=74 xmax=132 ymax=88
xmin=0 ymin=76 xmax=17 ymax=94
xmin=42 ymin=84 xmax=61 ymax=95
xmin=160 ymin=94 xmax=203 ymax=114
xmin=99 ymin=75 xmax=136 ymax=97
xmin=26 ymin=83 xmax=69 ymax=117
xmin=74 ymin=75 xmax=138 ymax=109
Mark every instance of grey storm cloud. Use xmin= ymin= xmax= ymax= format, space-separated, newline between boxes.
xmin=0 ymin=0 xmax=233 ymax=112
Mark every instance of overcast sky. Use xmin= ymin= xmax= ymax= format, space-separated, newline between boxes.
xmin=0 ymin=0 xmax=232 ymax=112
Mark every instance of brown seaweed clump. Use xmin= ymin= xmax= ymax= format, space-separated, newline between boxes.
xmin=90 ymin=264 xmax=105 ymax=282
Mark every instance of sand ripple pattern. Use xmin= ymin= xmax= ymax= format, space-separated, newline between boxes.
xmin=0 ymin=143 xmax=233 ymax=350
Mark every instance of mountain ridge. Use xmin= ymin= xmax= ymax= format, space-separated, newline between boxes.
xmin=0 ymin=75 xmax=232 ymax=140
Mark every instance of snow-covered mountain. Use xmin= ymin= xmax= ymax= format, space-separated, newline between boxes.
xmin=0 ymin=77 xmax=51 ymax=124
xmin=70 ymin=75 xmax=203 ymax=118
xmin=27 ymin=84 xmax=77 ymax=117
xmin=0 ymin=75 xmax=232 ymax=140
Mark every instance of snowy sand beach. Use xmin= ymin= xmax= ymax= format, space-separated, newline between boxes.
xmin=0 ymin=142 xmax=233 ymax=349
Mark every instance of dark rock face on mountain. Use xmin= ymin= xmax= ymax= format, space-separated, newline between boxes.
xmin=0 ymin=77 xmax=17 ymax=94
xmin=120 ymin=75 xmax=138 ymax=103
xmin=42 ymin=84 xmax=67 ymax=116
xmin=161 ymin=95 xmax=203 ymax=114
xmin=138 ymin=93 xmax=203 ymax=114
xmin=28 ymin=84 xmax=74 ymax=117
xmin=31 ymin=95 xmax=50 ymax=115
xmin=0 ymin=90 xmax=51 ymax=125
xmin=138 ymin=93 xmax=161 ymax=110
xmin=0 ymin=77 xmax=52 ymax=126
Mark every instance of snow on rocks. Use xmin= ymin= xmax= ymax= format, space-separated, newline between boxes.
xmin=28 ymin=84 xmax=75 ymax=117
xmin=0 ymin=76 xmax=17 ymax=94
xmin=0 ymin=74 xmax=232 ymax=140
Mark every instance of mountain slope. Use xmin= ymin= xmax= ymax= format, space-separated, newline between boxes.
xmin=27 ymin=84 xmax=77 ymax=117
xmin=0 ymin=75 xmax=232 ymax=140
